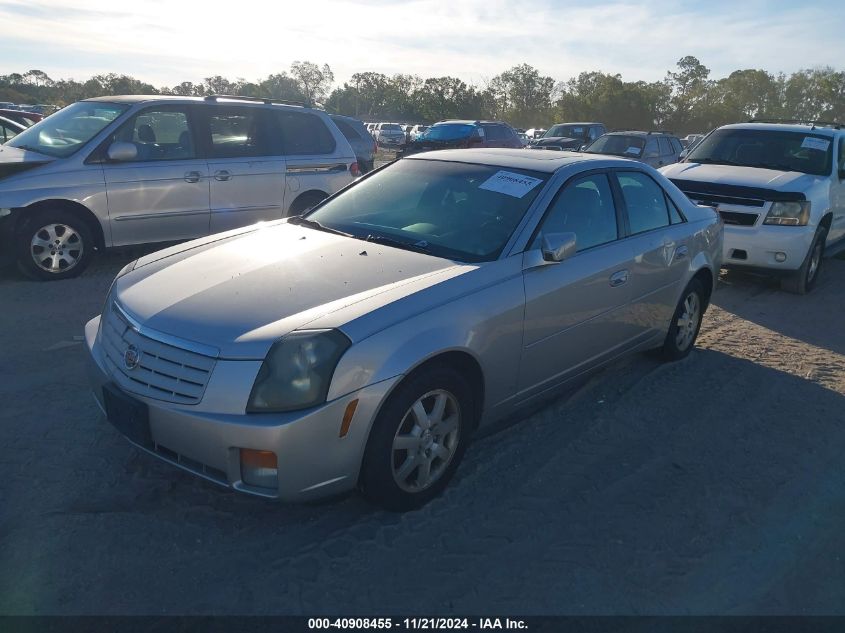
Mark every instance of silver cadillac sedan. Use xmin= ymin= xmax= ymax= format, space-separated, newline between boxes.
xmin=85 ymin=149 xmax=722 ymax=510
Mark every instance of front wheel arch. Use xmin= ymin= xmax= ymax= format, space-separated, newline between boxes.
xmin=16 ymin=199 xmax=105 ymax=251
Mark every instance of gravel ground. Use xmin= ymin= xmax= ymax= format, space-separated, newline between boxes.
xmin=1 ymin=248 xmax=844 ymax=615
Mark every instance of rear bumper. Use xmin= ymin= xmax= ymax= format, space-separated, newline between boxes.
xmin=722 ymin=224 xmax=815 ymax=271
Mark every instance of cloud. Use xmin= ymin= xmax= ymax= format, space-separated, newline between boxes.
xmin=0 ymin=0 xmax=842 ymax=89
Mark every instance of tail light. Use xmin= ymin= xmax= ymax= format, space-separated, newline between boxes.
xmin=350 ymin=162 xmax=360 ymax=177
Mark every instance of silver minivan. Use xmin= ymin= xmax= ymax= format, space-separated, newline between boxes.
xmin=0 ymin=95 xmax=358 ymax=280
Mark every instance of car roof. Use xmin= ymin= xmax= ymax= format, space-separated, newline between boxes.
xmin=605 ymin=130 xmax=674 ymax=137
xmin=405 ymin=148 xmax=641 ymax=174
xmin=82 ymin=94 xmax=317 ymax=111
xmin=549 ymin=122 xmax=603 ymax=126
xmin=718 ymin=122 xmax=842 ymax=136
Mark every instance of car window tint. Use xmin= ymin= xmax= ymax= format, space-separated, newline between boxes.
xmin=332 ymin=118 xmax=362 ymax=141
xmin=839 ymin=137 xmax=845 ymax=171
xmin=668 ymin=196 xmax=685 ymax=224
xmin=274 ymin=111 xmax=336 ymax=155
xmin=207 ymin=107 xmax=272 ymax=158
xmin=484 ymin=125 xmax=503 ymax=140
xmin=0 ymin=123 xmax=17 ymax=142
xmin=670 ymin=137 xmax=684 ymax=153
xmin=644 ymin=138 xmax=659 ymax=156
xmin=618 ymin=171 xmax=671 ymax=234
xmin=536 ymin=173 xmax=618 ymax=251
xmin=114 ymin=107 xmax=195 ymax=161
xmin=658 ymin=136 xmax=673 ymax=155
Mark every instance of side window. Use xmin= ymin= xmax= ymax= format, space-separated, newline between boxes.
xmin=667 ymin=196 xmax=685 ymax=224
xmin=536 ymin=173 xmax=618 ymax=252
xmin=333 ymin=118 xmax=362 ymax=141
xmin=113 ymin=107 xmax=195 ymax=161
xmin=670 ymin=137 xmax=684 ymax=154
xmin=618 ymin=171 xmax=671 ymax=234
xmin=658 ymin=136 xmax=672 ymax=156
xmin=588 ymin=126 xmax=600 ymax=141
xmin=0 ymin=124 xmax=17 ymax=142
xmin=274 ymin=111 xmax=337 ymax=155
xmin=207 ymin=107 xmax=273 ymax=158
xmin=839 ymin=137 xmax=845 ymax=173
xmin=484 ymin=125 xmax=502 ymax=140
xmin=644 ymin=137 xmax=659 ymax=157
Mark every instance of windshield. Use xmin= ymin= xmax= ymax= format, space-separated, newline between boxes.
xmin=585 ymin=135 xmax=645 ymax=157
xmin=306 ymin=159 xmax=548 ymax=262
xmin=686 ymin=128 xmax=833 ymax=176
xmin=420 ymin=124 xmax=476 ymax=141
xmin=544 ymin=125 xmax=584 ymax=139
xmin=8 ymin=101 xmax=128 ymax=158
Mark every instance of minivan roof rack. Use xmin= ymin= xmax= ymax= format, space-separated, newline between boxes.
xmin=749 ymin=118 xmax=842 ymax=129
xmin=204 ymin=94 xmax=307 ymax=107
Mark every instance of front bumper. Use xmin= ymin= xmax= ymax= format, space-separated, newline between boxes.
xmin=722 ymin=224 xmax=815 ymax=272
xmin=85 ymin=316 xmax=399 ymax=501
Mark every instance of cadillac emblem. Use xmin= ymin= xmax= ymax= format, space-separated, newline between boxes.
xmin=123 ymin=344 xmax=140 ymax=370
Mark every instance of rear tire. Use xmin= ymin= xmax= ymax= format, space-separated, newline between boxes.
xmin=780 ymin=226 xmax=827 ymax=295
xmin=658 ymin=278 xmax=706 ymax=361
xmin=359 ymin=366 xmax=475 ymax=512
xmin=16 ymin=208 xmax=94 ymax=281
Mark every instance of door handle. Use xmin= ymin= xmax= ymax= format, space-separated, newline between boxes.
xmin=214 ymin=170 xmax=232 ymax=181
xmin=674 ymin=245 xmax=689 ymax=260
xmin=609 ymin=270 xmax=629 ymax=287
xmin=184 ymin=171 xmax=201 ymax=183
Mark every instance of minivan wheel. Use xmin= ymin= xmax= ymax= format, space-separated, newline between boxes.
xmin=359 ymin=366 xmax=475 ymax=512
xmin=658 ymin=278 xmax=706 ymax=361
xmin=16 ymin=209 xmax=94 ymax=280
xmin=780 ymin=226 xmax=827 ymax=295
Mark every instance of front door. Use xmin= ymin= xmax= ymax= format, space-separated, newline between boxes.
xmin=830 ymin=137 xmax=845 ymax=243
xmin=202 ymin=106 xmax=287 ymax=233
xmin=519 ymin=172 xmax=636 ymax=399
xmin=103 ymin=105 xmax=210 ymax=246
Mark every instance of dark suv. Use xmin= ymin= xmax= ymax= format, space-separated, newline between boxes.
xmin=399 ymin=120 xmax=522 ymax=157
xmin=530 ymin=122 xmax=606 ymax=151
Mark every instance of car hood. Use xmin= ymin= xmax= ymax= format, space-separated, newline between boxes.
xmin=113 ymin=222 xmax=465 ymax=359
xmin=660 ymin=162 xmax=818 ymax=191
xmin=534 ymin=136 xmax=580 ymax=147
xmin=0 ymin=144 xmax=54 ymax=180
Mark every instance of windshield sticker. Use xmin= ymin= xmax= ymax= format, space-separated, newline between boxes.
xmin=479 ymin=170 xmax=543 ymax=198
xmin=625 ymin=146 xmax=641 ymax=155
xmin=801 ymin=137 xmax=830 ymax=152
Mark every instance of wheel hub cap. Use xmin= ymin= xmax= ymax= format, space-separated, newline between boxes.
xmin=30 ymin=223 xmax=83 ymax=273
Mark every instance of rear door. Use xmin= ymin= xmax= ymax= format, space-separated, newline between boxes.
xmin=830 ymin=136 xmax=845 ymax=243
xmin=615 ymin=170 xmax=690 ymax=338
xmin=519 ymin=171 xmax=637 ymax=399
xmin=202 ymin=105 xmax=287 ymax=233
xmin=103 ymin=104 xmax=210 ymax=246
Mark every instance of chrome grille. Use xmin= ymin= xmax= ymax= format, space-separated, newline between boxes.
xmin=100 ymin=302 xmax=216 ymax=404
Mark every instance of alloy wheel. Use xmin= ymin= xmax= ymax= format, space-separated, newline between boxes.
xmin=675 ymin=291 xmax=701 ymax=351
xmin=30 ymin=223 xmax=84 ymax=274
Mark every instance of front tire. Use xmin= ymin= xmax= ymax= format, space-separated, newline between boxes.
xmin=359 ymin=366 xmax=475 ymax=511
xmin=16 ymin=209 xmax=94 ymax=281
xmin=780 ymin=226 xmax=827 ymax=295
xmin=658 ymin=278 xmax=706 ymax=361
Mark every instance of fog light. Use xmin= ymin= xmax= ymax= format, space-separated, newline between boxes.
xmin=240 ymin=449 xmax=278 ymax=488
xmin=774 ymin=252 xmax=787 ymax=263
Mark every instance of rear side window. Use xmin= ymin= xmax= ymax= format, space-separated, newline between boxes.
xmin=658 ymin=137 xmax=673 ymax=156
xmin=206 ymin=107 xmax=273 ymax=158
xmin=332 ymin=118 xmax=362 ymax=141
xmin=618 ymin=171 xmax=671 ymax=234
xmin=483 ymin=125 xmax=505 ymax=140
xmin=274 ymin=111 xmax=336 ymax=155
xmin=670 ymin=137 xmax=684 ymax=153
xmin=839 ymin=137 xmax=845 ymax=172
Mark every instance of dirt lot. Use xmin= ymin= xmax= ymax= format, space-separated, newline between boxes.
xmin=1 ymin=248 xmax=844 ymax=615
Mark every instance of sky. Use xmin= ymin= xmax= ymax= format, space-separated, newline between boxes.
xmin=1 ymin=0 xmax=843 ymax=89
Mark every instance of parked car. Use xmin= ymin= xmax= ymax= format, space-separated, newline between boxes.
xmin=0 ymin=115 xmax=26 ymax=142
xmin=372 ymin=122 xmax=407 ymax=148
xmin=400 ymin=120 xmax=522 ymax=156
xmin=409 ymin=124 xmax=429 ymax=142
xmin=517 ymin=132 xmax=532 ymax=147
xmin=28 ymin=104 xmax=57 ymax=115
xmin=584 ymin=131 xmax=684 ymax=168
xmin=0 ymin=109 xmax=43 ymax=127
xmin=330 ymin=113 xmax=377 ymax=173
xmin=0 ymin=94 xmax=358 ymax=280
xmin=525 ymin=127 xmax=546 ymax=139
xmin=85 ymin=148 xmax=722 ymax=511
xmin=662 ymin=120 xmax=845 ymax=293
xmin=679 ymin=133 xmax=708 ymax=160
xmin=530 ymin=122 xmax=606 ymax=151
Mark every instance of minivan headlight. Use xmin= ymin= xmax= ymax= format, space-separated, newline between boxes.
xmin=764 ymin=201 xmax=810 ymax=226
xmin=247 ymin=330 xmax=350 ymax=413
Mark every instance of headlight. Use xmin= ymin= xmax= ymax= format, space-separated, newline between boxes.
xmin=247 ymin=330 xmax=351 ymax=412
xmin=764 ymin=201 xmax=810 ymax=226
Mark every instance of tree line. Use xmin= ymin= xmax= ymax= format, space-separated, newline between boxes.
xmin=2 ymin=57 xmax=843 ymax=135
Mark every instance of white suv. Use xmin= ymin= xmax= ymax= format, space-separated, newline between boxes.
xmin=0 ymin=95 xmax=358 ymax=280
xmin=372 ymin=122 xmax=406 ymax=148
xmin=661 ymin=121 xmax=845 ymax=293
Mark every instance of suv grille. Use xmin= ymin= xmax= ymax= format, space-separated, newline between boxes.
xmin=100 ymin=302 xmax=216 ymax=404
xmin=718 ymin=211 xmax=759 ymax=226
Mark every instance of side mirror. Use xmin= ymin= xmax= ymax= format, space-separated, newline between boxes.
xmin=107 ymin=141 xmax=138 ymax=162
xmin=541 ymin=232 xmax=577 ymax=262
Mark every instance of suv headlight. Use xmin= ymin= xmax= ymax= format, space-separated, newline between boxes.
xmin=247 ymin=330 xmax=351 ymax=413
xmin=764 ymin=201 xmax=811 ymax=226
